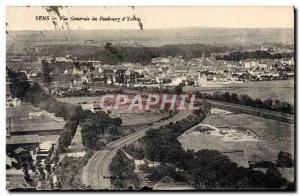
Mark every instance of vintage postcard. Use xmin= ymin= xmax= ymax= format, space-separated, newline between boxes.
xmin=6 ymin=6 xmax=295 ymax=191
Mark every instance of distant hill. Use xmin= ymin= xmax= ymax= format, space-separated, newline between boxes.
xmin=7 ymin=27 xmax=294 ymax=49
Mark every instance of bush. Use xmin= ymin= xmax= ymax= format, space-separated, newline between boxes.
xmin=58 ymin=131 xmax=74 ymax=152
xmin=109 ymin=150 xmax=138 ymax=189
xmin=277 ymin=151 xmax=293 ymax=168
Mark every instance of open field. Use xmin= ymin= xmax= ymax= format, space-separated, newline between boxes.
xmin=184 ymin=79 xmax=294 ymax=104
xmin=120 ymin=112 xmax=167 ymax=126
xmin=57 ymin=96 xmax=105 ymax=105
xmin=57 ymin=96 xmax=168 ymax=127
xmin=179 ymin=112 xmax=294 ymax=163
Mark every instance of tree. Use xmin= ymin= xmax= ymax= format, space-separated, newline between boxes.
xmin=263 ymin=98 xmax=273 ymax=110
xmin=223 ymin=92 xmax=231 ymax=102
xmin=239 ymin=94 xmax=254 ymax=106
xmin=58 ymin=131 xmax=74 ymax=152
xmin=81 ymin=123 xmax=100 ymax=150
xmin=79 ymin=110 xmax=122 ymax=150
xmin=38 ymin=166 xmax=46 ymax=181
xmin=230 ymin=93 xmax=239 ymax=103
xmin=42 ymin=60 xmax=53 ymax=86
xmin=175 ymin=83 xmax=183 ymax=95
xmin=45 ymin=161 xmax=52 ymax=174
xmin=253 ymin=99 xmax=263 ymax=108
xmin=109 ymin=150 xmax=137 ymax=189
xmin=7 ymin=70 xmax=31 ymax=99
xmin=264 ymin=167 xmax=287 ymax=188
xmin=15 ymin=150 xmax=34 ymax=170
xmin=23 ymin=167 xmax=32 ymax=184
xmin=277 ymin=151 xmax=293 ymax=168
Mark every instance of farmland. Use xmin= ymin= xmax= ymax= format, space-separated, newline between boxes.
xmin=56 ymin=96 xmax=168 ymax=128
xmin=184 ymin=79 xmax=294 ymax=104
xmin=57 ymin=96 xmax=106 ymax=105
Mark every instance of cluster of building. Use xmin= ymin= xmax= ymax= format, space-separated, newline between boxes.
xmin=6 ymin=85 xmax=65 ymax=189
xmin=6 ymin=44 xmax=294 ymax=97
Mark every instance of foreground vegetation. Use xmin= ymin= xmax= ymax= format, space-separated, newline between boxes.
xmin=109 ymin=150 xmax=139 ymax=190
xmin=122 ymin=109 xmax=294 ymax=190
xmin=54 ymin=151 xmax=94 ymax=190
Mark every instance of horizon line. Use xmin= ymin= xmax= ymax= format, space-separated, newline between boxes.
xmin=7 ymin=26 xmax=294 ymax=32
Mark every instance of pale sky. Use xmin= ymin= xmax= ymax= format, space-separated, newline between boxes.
xmin=6 ymin=6 xmax=294 ymax=31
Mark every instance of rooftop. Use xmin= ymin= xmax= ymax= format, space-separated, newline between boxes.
xmin=7 ymin=104 xmax=65 ymax=133
xmin=7 ymin=134 xmax=40 ymax=145
xmin=6 ymin=168 xmax=25 ymax=190
xmin=7 ymin=104 xmax=39 ymax=118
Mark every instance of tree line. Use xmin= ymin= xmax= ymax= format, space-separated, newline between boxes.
xmin=216 ymin=50 xmax=294 ymax=61
xmin=124 ymin=84 xmax=294 ymax=115
xmin=196 ymin=91 xmax=294 ymax=115
xmin=36 ymin=43 xmax=229 ymax=65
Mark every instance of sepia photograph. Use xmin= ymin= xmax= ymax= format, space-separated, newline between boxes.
xmin=5 ymin=6 xmax=295 ymax=191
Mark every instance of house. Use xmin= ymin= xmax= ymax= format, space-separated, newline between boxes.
xmin=9 ymin=119 xmax=64 ymax=136
xmin=87 ymin=60 xmax=101 ymax=67
xmin=6 ymin=97 xmax=21 ymax=108
xmin=280 ymin=58 xmax=294 ymax=66
xmin=81 ymin=103 xmax=95 ymax=112
xmin=151 ymin=57 xmax=169 ymax=64
xmin=189 ymin=73 xmax=208 ymax=86
xmin=170 ymin=76 xmax=187 ymax=86
xmin=38 ymin=141 xmax=54 ymax=158
xmin=249 ymin=70 xmax=265 ymax=76
xmin=6 ymin=168 xmax=26 ymax=190
xmin=230 ymin=75 xmax=239 ymax=82
xmin=72 ymin=67 xmax=83 ymax=75
xmin=240 ymin=60 xmax=258 ymax=69
xmin=55 ymin=56 xmax=73 ymax=63
xmin=37 ymin=56 xmax=53 ymax=63
xmin=257 ymin=63 xmax=271 ymax=70
xmin=14 ymin=147 xmax=27 ymax=156
xmin=7 ymin=135 xmax=40 ymax=152
xmin=28 ymin=112 xmax=43 ymax=120
xmin=81 ymin=75 xmax=91 ymax=83
xmin=213 ymin=75 xmax=228 ymax=82
xmin=97 ymin=66 xmax=103 ymax=74
xmin=6 ymin=156 xmax=18 ymax=169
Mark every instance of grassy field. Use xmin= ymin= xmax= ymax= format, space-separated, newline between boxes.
xmin=57 ymin=96 xmax=167 ymax=126
xmin=179 ymin=112 xmax=294 ymax=163
xmin=184 ymin=79 xmax=294 ymax=104
xmin=57 ymin=96 xmax=104 ymax=105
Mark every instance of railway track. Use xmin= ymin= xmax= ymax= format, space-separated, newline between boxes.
xmin=82 ymin=111 xmax=190 ymax=190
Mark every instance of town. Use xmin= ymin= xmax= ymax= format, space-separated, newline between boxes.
xmin=6 ymin=41 xmax=295 ymax=190
xmin=5 ymin=6 xmax=295 ymax=191
xmin=7 ymin=44 xmax=294 ymax=96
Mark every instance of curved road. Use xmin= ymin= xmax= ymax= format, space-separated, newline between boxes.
xmin=82 ymin=111 xmax=190 ymax=190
